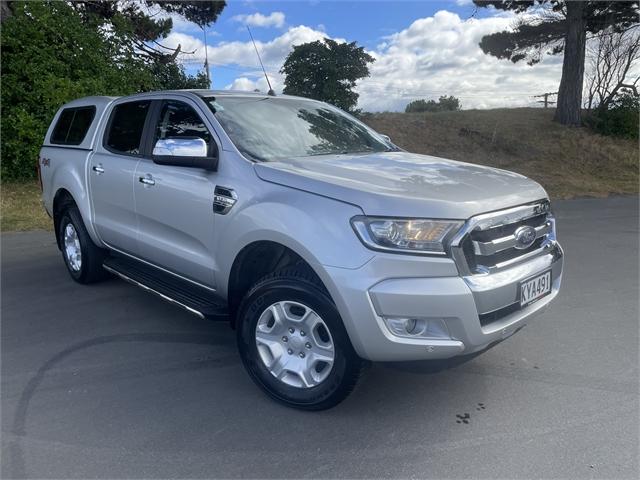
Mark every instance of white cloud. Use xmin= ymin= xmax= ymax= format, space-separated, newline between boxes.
xmin=162 ymin=32 xmax=207 ymax=57
xmin=232 ymin=11 xmax=286 ymax=28
xmin=225 ymin=76 xmax=279 ymax=93
xmin=169 ymin=9 xmax=563 ymax=111
xmin=356 ymin=10 xmax=562 ymax=111
xmin=166 ymin=12 xmax=199 ymax=33
xmin=165 ymin=25 xmax=337 ymax=75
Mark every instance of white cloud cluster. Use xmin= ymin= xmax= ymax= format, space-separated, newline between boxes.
xmin=168 ymin=9 xmax=563 ymax=111
xmin=359 ymin=10 xmax=562 ymax=111
xmin=231 ymin=11 xmax=286 ymax=28
xmin=164 ymin=24 xmax=336 ymax=91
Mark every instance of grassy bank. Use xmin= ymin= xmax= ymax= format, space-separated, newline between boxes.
xmin=1 ymin=108 xmax=637 ymax=232
xmin=1 ymin=181 xmax=52 ymax=232
xmin=362 ymin=108 xmax=639 ymax=199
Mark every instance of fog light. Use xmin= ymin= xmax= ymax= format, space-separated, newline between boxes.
xmin=384 ymin=317 xmax=450 ymax=339
xmin=405 ymin=318 xmax=417 ymax=334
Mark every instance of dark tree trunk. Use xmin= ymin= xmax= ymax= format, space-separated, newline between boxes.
xmin=554 ymin=1 xmax=587 ymax=126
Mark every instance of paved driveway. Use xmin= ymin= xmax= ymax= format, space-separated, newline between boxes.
xmin=1 ymin=196 xmax=638 ymax=478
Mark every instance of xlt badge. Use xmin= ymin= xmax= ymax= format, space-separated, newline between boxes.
xmin=213 ymin=186 xmax=237 ymax=215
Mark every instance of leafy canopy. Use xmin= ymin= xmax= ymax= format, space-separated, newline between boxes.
xmin=474 ymin=1 xmax=639 ymax=65
xmin=1 ymin=1 xmax=224 ymax=180
xmin=1 ymin=1 xmax=146 ymax=179
xmin=70 ymin=1 xmax=226 ymax=61
xmin=280 ymin=38 xmax=375 ymax=112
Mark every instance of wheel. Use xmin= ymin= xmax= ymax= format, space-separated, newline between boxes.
xmin=58 ymin=206 xmax=108 ymax=284
xmin=236 ymin=267 xmax=365 ymax=410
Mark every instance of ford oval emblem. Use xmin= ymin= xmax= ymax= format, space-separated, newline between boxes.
xmin=514 ymin=225 xmax=537 ymax=250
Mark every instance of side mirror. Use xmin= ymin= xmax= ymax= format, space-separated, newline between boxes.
xmin=380 ymin=134 xmax=392 ymax=143
xmin=152 ymin=137 xmax=218 ymax=171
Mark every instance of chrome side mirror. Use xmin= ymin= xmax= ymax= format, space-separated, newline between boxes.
xmin=152 ymin=137 xmax=217 ymax=171
xmin=380 ymin=134 xmax=391 ymax=143
xmin=153 ymin=137 xmax=208 ymax=157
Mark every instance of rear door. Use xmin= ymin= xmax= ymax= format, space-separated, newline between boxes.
xmin=133 ymin=97 xmax=219 ymax=288
xmin=89 ymin=99 xmax=152 ymax=254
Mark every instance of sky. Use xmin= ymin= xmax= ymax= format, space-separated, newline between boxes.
xmin=156 ymin=0 xmax=564 ymax=111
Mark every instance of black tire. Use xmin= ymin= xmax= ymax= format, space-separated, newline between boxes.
xmin=58 ymin=206 xmax=108 ymax=284
xmin=236 ymin=267 xmax=365 ymax=410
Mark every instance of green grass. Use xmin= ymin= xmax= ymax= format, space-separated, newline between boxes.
xmin=1 ymin=181 xmax=52 ymax=232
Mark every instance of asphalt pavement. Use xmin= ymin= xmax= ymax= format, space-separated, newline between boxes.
xmin=1 ymin=196 xmax=638 ymax=479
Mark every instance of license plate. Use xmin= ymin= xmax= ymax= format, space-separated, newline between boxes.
xmin=520 ymin=270 xmax=552 ymax=307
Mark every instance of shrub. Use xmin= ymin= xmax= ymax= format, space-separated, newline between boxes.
xmin=0 ymin=2 xmax=209 ymax=180
xmin=0 ymin=2 xmax=150 ymax=180
xmin=585 ymin=92 xmax=639 ymax=140
xmin=405 ymin=96 xmax=461 ymax=113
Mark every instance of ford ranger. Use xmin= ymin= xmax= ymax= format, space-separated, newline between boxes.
xmin=39 ymin=90 xmax=563 ymax=410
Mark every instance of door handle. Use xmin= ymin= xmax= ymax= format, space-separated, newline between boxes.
xmin=92 ymin=165 xmax=105 ymax=174
xmin=138 ymin=175 xmax=155 ymax=186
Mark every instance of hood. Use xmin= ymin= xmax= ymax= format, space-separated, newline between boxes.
xmin=254 ymin=151 xmax=547 ymax=219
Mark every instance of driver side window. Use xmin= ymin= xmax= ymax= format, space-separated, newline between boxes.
xmin=155 ymin=100 xmax=212 ymax=155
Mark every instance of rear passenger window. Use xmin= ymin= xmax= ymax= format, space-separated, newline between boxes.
xmin=105 ymin=101 xmax=150 ymax=155
xmin=50 ymin=106 xmax=96 ymax=145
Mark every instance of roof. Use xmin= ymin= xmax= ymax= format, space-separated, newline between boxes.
xmin=61 ymin=90 xmax=306 ymax=109
xmin=61 ymin=96 xmax=118 ymax=108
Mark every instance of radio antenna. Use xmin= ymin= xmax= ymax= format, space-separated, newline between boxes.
xmin=247 ymin=26 xmax=275 ymax=96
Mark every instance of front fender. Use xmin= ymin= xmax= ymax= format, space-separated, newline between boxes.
xmin=214 ymin=186 xmax=373 ymax=298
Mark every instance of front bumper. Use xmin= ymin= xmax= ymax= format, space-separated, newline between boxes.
xmin=323 ymin=243 xmax=563 ymax=362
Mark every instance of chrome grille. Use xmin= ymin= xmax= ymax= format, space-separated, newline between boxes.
xmin=451 ymin=200 xmax=556 ymax=276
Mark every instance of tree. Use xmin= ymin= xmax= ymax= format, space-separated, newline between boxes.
xmin=70 ymin=1 xmax=226 ymax=64
xmin=280 ymin=38 xmax=375 ymax=112
xmin=151 ymin=62 xmax=211 ymax=90
xmin=585 ymin=26 xmax=640 ymax=110
xmin=473 ymin=1 xmax=639 ymax=126
xmin=405 ymin=96 xmax=462 ymax=113
xmin=437 ymin=95 xmax=462 ymax=111
xmin=68 ymin=1 xmax=225 ymax=87
xmin=0 ymin=1 xmax=221 ymax=179
xmin=1 ymin=1 xmax=152 ymax=179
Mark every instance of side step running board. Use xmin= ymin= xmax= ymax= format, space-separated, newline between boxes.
xmin=103 ymin=255 xmax=229 ymax=321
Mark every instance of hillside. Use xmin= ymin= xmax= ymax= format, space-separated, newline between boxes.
xmin=362 ymin=108 xmax=639 ymax=199
xmin=2 ymin=108 xmax=638 ymax=232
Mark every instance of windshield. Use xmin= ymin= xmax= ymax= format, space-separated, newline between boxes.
xmin=205 ymin=96 xmax=395 ymax=161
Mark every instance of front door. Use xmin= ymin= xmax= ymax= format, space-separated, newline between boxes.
xmin=133 ymin=98 xmax=218 ymax=288
xmin=89 ymin=100 xmax=151 ymax=254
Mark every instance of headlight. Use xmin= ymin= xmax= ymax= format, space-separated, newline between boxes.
xmin=351 ymin=216 xmax=463 ymax=255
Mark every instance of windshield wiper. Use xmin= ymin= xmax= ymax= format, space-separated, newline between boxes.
xmin=240 ymin=149 xmax=267 ymax=162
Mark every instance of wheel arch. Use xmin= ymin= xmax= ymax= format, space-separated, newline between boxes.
xmin=49 ymin=160 xmax=103 ymax=250
xmin=52 ymin=187 xmax=103 ymax=249
xmin=53 ymin=188 xmax=76 ymax=249
xmin=226 ymin=239 xmax=331 ymax=323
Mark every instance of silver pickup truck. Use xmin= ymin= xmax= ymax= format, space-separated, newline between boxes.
xmin=39 ymin=90 xmax=563 ymax=409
